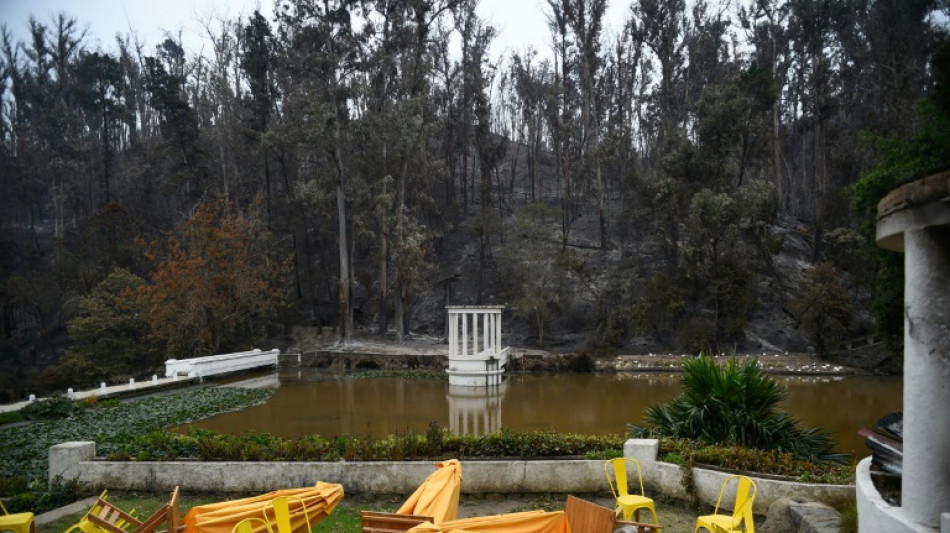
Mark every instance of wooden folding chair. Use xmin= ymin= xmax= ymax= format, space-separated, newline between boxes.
xmin=565 ymin=495 xmax=663 ymax=533
xmin=360 ymin=511 xmax=434 ymax=533
xmin=83 ymin=486 xmax=181 ymax=533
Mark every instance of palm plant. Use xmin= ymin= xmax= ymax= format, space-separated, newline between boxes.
xmin=631 ymin=355 xmax=846 ymax=463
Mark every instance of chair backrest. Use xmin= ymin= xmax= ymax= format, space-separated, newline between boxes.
xmin=263 ymin=496 xmax=309 ymax=533
xmin=85 ymin=499 xmax=143 ymax=533
xmin=713 ymin=475 xmax=756 ymax=530
xmin=565 ymin=495 xmax=616 ymax=533
xmin=605 ymin=458 xmax=646 ymax=499
xmin=166 ymin=486 xmax=181 ymax=533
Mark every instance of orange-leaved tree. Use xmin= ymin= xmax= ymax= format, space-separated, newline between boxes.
xmin=135 ymin=199 xmax=290 ymax=357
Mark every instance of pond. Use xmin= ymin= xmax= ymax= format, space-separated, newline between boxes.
xmin=181 ymin=370 xmax=902 ymax=457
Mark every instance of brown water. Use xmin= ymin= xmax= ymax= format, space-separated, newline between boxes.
xmin=183 ymin=370 xmax=901 ymax=456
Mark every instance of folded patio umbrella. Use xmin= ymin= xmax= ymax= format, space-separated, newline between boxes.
xmin=182 ymin=482 xmax=343 ymax=533
xmin=397 ymin=459 xmax=463 ymax=523
xmin=407 ymin=510 xmax=571 ymax=533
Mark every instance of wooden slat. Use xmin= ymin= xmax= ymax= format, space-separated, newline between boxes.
xmin=566 ymin=495 xmax=616 ymax=533
xmin=360 ymin=511 xmax=433 ymax=533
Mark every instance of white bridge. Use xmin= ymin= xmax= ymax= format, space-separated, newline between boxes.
xmin=165 ymin=348 xmax=279 ymax=379
xmin=445 ymin=305 xmax=510 ymax=387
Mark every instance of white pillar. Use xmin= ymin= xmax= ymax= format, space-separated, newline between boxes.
xmin=483 ymin=313 xmax=489 ymax=355
xmin=472 ymin=312 xmax=478 ymax=355
xmin=489 ymin=313 xmax=496 ymax=356
xmin=448 ymin=312 xmax=456 ymax=357
xmin=901 ymin=228 xmax=950 ymax=526
xmin=496 ymin=312 xmax=502 ymax=356
xmin=461 ymin=313 xmax=467 ymax=356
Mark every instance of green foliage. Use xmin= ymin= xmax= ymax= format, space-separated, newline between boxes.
xmin=840 ymin=499 xmax=859 ymax=533
xmin=630 ymin=272 xmax=686 ymax=343
xmin=500 ymin=204 xmax=576 ymax=347
xmin=0 ymin=411 xmax=25 ymax=426
xmin=63 ymin=268 xmax=156 ymax=386
xmin=346 ymin=370 xmax=447 ymax=381
xmin=682 ymin=189 xmax=757 ymax=346
xmin=0 ymin=387 xmax=270 ymax=487
xmin=631 ymin=356 xmax=846 ymax=463
xmin=851 ymin=95 xmax=950 ymax=342
xmin=790 ymin=264 xmax=853 ymax=358
xmin=19 ymin=393 xmax=80 ymax=420
xmin=108 ymin=426 xmax=625 ymax=462
xmin=653 ymin=438 xmax=854 ymax=485
xmin=2 ymin=479 xmax=92 ymax=514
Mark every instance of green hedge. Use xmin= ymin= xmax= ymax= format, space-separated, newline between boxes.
xmin=111 ymin=427 xmax=626 ymax=462
xmin=656 ymin=437 xmax=855 ymax=484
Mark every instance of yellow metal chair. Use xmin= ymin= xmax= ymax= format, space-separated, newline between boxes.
xmin=694 ymin=475 xmax=757 ymax=533
xmin=231 ymin=517 xmax=274 ymax=533
xmin=0 ymin=500 xmax=35 ymax=533
xmin=262 ymin=496 xmax=310 ymax=533
xmin=604 ymin=458 xmax=659 ymax=524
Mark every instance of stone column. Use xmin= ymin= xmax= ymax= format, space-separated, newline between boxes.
xmin=901 ymin=227 xmax=950 ymax=526
xmin=876 ymin=172 xmax=950 ymax=528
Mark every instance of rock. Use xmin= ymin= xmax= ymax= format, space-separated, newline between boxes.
xmin=759 ymin=498 xmax=799 ymax=533
xmin=788 ymin=501 xmax=842 ymax=533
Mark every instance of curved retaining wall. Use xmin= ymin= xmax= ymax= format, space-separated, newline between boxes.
xmin=49 ymin=440 xmax=854 ymax=512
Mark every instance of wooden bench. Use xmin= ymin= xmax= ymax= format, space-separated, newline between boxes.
xmin=360 ymin=511 xmax=434 ymax=533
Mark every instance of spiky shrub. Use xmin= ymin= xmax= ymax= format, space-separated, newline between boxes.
xmin=631 ymin=355 xmax=846 ymax=463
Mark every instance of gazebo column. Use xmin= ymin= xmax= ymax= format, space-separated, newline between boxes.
xmin=471 ymin=312 xmax=478 ymax=354
xmin=901 ymin=227 xmax=950 ymax=526
xmin=875 ymin=172 xmax=950 ymax=528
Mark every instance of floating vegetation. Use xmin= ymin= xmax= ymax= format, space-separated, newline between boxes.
xmin=0 ymin=387 xmax=271 ymax=486
xmin=344 ymin=369 xmax=448 ymax=381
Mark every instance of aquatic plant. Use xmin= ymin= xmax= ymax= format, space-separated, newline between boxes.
xmin=629 ymin=355 xmax=848 ymax=463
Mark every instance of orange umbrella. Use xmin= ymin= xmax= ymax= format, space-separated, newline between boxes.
xmin=407 ymin=510 xmax=572 ymax=533
xmin=182 ymin=482 xmax=343 ymax=533
xmin=397 ymin=459 xmax=463 ymax=523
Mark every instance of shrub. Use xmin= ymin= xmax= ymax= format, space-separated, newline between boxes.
xmin=630 ymin=355 xmax=847 ymax=463
xmin=654 ymin=438 xmax=854 ymax=484
xmin=19 ymin=393 xmax=79 ymax=420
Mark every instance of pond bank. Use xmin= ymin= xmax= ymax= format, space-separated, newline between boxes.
xmin=285 ymin=332 xmax=874 ymax=375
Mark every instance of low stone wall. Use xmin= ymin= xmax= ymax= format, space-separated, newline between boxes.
xmin=49 ymin=442 xmax=605 ymax=495
xmin=624 ymin=439 xmax=855 ymax=514
xmin=49 ymin=440 xmax=854 ymax=513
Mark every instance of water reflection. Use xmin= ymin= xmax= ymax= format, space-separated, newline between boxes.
xmin=447 ymin=383 xmax=506 ymax=436
xmin=181 ymin=369 xmax=901 ymax=456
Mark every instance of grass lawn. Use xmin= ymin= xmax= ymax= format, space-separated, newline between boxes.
xmin=38 ymin=491 xmax=701 ymax=533
xmin=38 ymin=492 xmax=402 ymax=533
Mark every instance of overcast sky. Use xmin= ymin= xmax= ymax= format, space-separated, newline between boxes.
xmin=1 ymin=0 xmax=629 ymax=64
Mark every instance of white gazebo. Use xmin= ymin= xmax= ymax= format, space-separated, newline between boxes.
xmin=445 ymin=305 xmax=510 ymax=387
